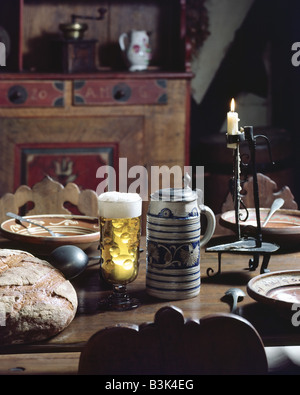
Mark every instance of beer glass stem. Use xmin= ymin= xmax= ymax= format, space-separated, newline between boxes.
xmin=105 ymin=284 xmax=140 ymax=311
xmin=113 ymin=284 xmax=128 ymax=297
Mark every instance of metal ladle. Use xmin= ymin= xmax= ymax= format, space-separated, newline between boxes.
xmin=49 ymin=245 xmax=89 ymax=280
xmin=224 ymin=288 xmax=246 ymax=314
xmin=262 ymin=198 xmax=284 ymax=227
xmin=6 ymin=212 xmax=64 ymax=237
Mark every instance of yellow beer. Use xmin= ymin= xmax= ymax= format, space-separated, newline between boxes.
xmin=99 ymin=192 xmax=142 ymax=285
xmin=100 ymin=216 xmax=141 ymax=284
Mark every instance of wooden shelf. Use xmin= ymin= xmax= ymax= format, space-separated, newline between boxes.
xmin=0 ymin=0 xmax=190 ymax=74
xmin=0 ymin=71 xmax=194 ymax=81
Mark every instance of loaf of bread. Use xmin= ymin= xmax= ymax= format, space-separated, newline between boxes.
xmin=0 ymin=249 xmax=78 ymax=345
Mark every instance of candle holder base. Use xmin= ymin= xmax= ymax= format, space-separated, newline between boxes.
xmin=205 ymin=237 xmax=279 ymax=277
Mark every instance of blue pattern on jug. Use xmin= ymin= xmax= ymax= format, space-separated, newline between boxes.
xmin=147 ymin=240 xmax=200 ymax=269
xmin=155 ymin=206 xmax=199 ymax=219
xmin=158 ymin=208 xmax=173 ymax=218
xmin=188 ymin=207 xmax=199 ymax=217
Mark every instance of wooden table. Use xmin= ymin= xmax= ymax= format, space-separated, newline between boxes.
xmin=1 ymin=235 xmax=300 ymax=374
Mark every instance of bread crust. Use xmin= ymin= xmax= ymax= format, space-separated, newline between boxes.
xmin=0 ymin=249 xmax=78 ymax=345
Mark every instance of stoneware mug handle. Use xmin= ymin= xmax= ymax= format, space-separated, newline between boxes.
xmin=199 ymin=204 xmax=216 ymax=248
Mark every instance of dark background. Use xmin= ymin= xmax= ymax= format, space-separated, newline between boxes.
xmin=190 ymin=0 xmax=300 ymax=207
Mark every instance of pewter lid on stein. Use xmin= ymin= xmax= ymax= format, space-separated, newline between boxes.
xmin=150 ymin=173 xmax=198 ymax=202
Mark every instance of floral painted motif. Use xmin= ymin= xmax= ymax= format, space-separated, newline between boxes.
xmin=132 ymin=44 xmax=140 ymax=53
xmin=147 ymin=240 xmax=200 ymax=269
xmin=189 ymin=207 xmax=199 ymax=217
xmin=158 ymin=208 xmax=173 ymax=218
xmin=157 ymin=207 xmax=199 ymax=219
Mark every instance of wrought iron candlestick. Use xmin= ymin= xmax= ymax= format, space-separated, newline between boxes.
xmin=206 ymin=126 xmax=279 ymax=276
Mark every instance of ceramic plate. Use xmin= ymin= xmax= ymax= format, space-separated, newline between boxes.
xmin=220 ymin=209 xmax=300 ymax=248
xmin=0 ymin=214 xmax=100 ymax=254
xmin=247 ymin=270 xmax=300 ymax=314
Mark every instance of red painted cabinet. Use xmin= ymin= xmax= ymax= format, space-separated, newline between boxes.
xmin=0 ymin=0 xmax=192 ymax=198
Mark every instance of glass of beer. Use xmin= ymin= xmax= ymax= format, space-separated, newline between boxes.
xmin=98 ymin=191 xmax=142 ymax=310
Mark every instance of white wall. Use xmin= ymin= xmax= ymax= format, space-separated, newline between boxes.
xmin=190 ymin=0 xmax=271 ymax=130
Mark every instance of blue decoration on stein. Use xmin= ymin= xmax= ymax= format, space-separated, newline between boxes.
xmin=158 ymin=208 xmax=173 ymax=218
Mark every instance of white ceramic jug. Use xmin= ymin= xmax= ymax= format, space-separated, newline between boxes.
xmin=119 ymin=30 xmax=151 ymax=71
xmin=146 ymin=181 xmax=216 ymax=300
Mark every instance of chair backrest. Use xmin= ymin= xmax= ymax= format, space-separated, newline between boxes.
xmin=0 ymin=176 xmax=99 ymax=224
xmin=215 ymin=173 xmax=298 ymax=235
xmin=78 ymin=306 xmax=268 ymax=375
xmin=222 ymin=173 xmax=298 ymax=212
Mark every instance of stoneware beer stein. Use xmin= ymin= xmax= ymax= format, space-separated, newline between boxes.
xmin=119 ymin=30 xmax=151 ymax=71
xmin=146 ymin=179 xmax=216 ymax=300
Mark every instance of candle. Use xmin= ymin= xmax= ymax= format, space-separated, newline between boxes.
xmin=227 ymin=98 xmax=239 ymax=135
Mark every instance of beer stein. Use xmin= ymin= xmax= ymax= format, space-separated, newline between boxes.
xmin=119 ymin=30 xmax=151 ymax=71
xmin=146 ymin=180 xmax=216 ymax=300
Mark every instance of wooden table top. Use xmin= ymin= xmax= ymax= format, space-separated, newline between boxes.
xmin=1 ymin=235 xmax=300 ymax=358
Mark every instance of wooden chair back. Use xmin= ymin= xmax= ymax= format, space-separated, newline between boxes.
xmin=0 ymin=176 xmax=99 ymax=224
xmin=216 ymin=173 xmax=298 ymax=235
xmin=78 ymin=306 xmax=268 ymax=375
xmin=222 ymin=173 xmax=298 ymax=213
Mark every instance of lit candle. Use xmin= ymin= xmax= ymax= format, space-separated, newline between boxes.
xmin=227 ymin=98 xmax=239 ymax=135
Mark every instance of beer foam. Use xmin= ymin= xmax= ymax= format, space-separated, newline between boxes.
xmin=98 ymin=192 xmax=142 ymax=218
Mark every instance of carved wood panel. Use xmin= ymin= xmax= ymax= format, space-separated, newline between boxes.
xmin=0 ymin=116 xmax=144 ymax=195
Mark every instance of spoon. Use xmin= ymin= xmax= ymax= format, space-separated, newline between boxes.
xmin=49 ymin=245 xmax=89 ymax=280
xmin=6 ymin=212 xmax=64 ymax=237
xmin=262 ymin=198 xmax=284 ymax=227
xmin=224 ymin=287 xmax=246 ymax=314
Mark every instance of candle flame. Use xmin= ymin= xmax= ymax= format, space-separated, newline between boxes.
xmin=230 ymin=98 xmax=235 ymax=112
